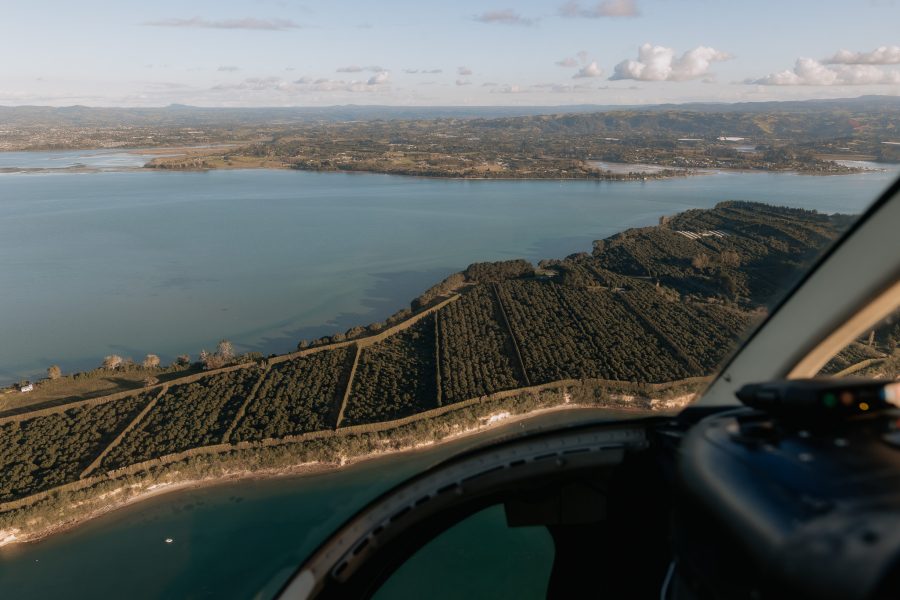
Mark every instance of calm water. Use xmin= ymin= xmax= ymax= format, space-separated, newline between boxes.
xmin=0 ymin=410 xmax=623 ymax=599
xmin=1 ymin=156 xmax=897 ymax=385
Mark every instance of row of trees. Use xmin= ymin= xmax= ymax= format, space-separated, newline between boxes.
xmin=37 ymin=339 xmax=238 ymax=386
xmin=343 ymin=317 xmax=438 ymax=425
xmin=497 ymin=280 xmax=692 ymax=384
xmin=0 ymin=394 xmax=150 ymax=501
xmin=613 ymin=281 xmax=748 ymax=374
xmin=437 ymin=287 xmax=525 ymax=404
xmin=101 ymin=369 xmax=258 ymax=470
xmin=464 ymin=259 xmax=534 ymax=284
xmin=233 ymin=348 xmax=354 ymax=441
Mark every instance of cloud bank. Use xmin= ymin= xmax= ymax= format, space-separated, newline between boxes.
xmin=610 ymin=44 xmax=731 ymax=81
xmin=337 ymin=65 xmax=385 ymax=73
xmin=749 ymin=58 xmax=900 ymax=85
xmin=824 ymin=46 xmax=900 ymax=65
xmin=474 ymin=9 xmax=534 ymax=25
xmin=143 ymin=17 xmax=302 ymax=30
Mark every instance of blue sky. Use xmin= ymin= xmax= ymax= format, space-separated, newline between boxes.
xmin=2 ymin=0 xmax=900 ymax=106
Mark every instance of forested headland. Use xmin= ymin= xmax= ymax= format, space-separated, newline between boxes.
xmin=3 ymin=201 xmax=897 ymax=544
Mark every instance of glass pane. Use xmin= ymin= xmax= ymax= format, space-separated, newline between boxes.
xmin=817 ymin=308 xmax=900 ymax=379
xmin=375 ymin=506 xmax=553 ymax=600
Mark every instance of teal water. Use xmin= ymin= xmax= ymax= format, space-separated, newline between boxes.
xmin=1 ymin=159 xmax=897 ymax=385
xmin=0 ymin=410 xmax=620 ymax=599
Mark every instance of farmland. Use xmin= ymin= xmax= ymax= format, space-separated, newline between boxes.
xmin=2 ymin=201 xmax=884 ymax=516
xmin=232 ymin=348 xmax=354 ymax=441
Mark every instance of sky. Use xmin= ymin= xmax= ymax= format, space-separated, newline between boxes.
xmin=2 ymin=0 xmax=900 ymax=107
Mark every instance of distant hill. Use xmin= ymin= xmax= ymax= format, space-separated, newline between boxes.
xmin=2 ymin=95 xmax=899 ymax=128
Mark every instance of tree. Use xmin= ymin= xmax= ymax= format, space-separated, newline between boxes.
xmin=216 ymin=340 xmax=234 ymax=361
xmin=176 ymin=354 xmax=191 ymax=366
xmin=102 ymin=355 xmax=124 ymax=370
xmin=720 ymin=273 xmax=739 ymax=299
xmin=720 ymin=250 xmax=741 ymax=267
xmin=142 ymin=354 xmax=161 ymax=369
xmin=691 ymin=253 xmax=710 ymax=270
xmin=199 ymin=349 xmax=225 ymax=370
xmin=346 ymin=326 xmax=366 ymax=339
xmin=143 ymin=376 xmax=159 ymax=387
xmin=47 ymin=365 xmax=62 ymax=380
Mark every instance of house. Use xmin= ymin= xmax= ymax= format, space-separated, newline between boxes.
xmin=19 ymin=383 xmax=34 ymax=393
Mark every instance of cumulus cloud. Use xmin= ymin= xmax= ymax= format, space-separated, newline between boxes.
xmin=337 ymin=65 xmax=384 ymax=73
xmin=217 ymin=66 xmax=240 ymax=72
xmin=573 ymin=61 xmax=603 ymax=78
xmin=458 ymin=66 xmax=473 ymax=76
xmin=610 ymin=44 xmax=731 ymax=81
xmin=367 ymin=71 xmax=390 ymax=85
xmin=474 ymin=9 xmax=534 ymax=25
xmin=748 ymin=58 xmax=900 ymax=85
xmin=143 ymin=17 xmax=302 ymax=30
xmin=824 ymin=46 xmax=900 ymax=65
xmin=559 ymin=0 xmax=639 ymax=18
xmin=556 ymin=56 xmax=578 ymax=67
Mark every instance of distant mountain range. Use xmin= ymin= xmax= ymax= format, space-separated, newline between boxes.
xmin=2 ymin=95 xmax=899 ymax=128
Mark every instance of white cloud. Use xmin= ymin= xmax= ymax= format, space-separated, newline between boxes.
xmin=824 ymin=46 xmax=900 ymax=65
xmin=213 ymin=76 xmax=291 ymax=91
xmin=749 ymin=58 xmax=900 ymax=85
xmin=573 ymin=61 xmax=603 ymax=78
xmin=556 ymin=57 xmax=578 ymax=67
xmin=610 ymin=44 xmax=731 ymax=81
xmin=532 ymin=82 xmax=592 ymax=93
xmin=217 ymin=66 xmax=240 ymax=72
xmin=559 ymin=0 xmax=639 ymax=18
xmin=337 ymin=65 xmax=384 ymax=73
xmin=474 ymin=9 xmax=535 ymax=25
xmin=456 ymin=79 xmax=472 ymax=86
xmin=458 ymin=66 xmax=473 ymax=76
xmin=212 ymin=74 xmax=391 ymax=94
xmin=143 ymin=17 xmax=302 ymax=30
xmin=367 ymin=71 xmax=390 ymax=85
xmin=404 ymin=68 xmax=443 ymax=74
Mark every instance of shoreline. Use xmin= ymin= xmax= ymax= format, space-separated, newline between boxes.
xmin=0 ymin=402 xmax=652 ymax=549
xmin=1 ymin=144 xmax=883 ymax=179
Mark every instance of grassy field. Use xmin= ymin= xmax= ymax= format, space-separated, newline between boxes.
xmin=0 ymin=366 xmax=202 ymax=416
